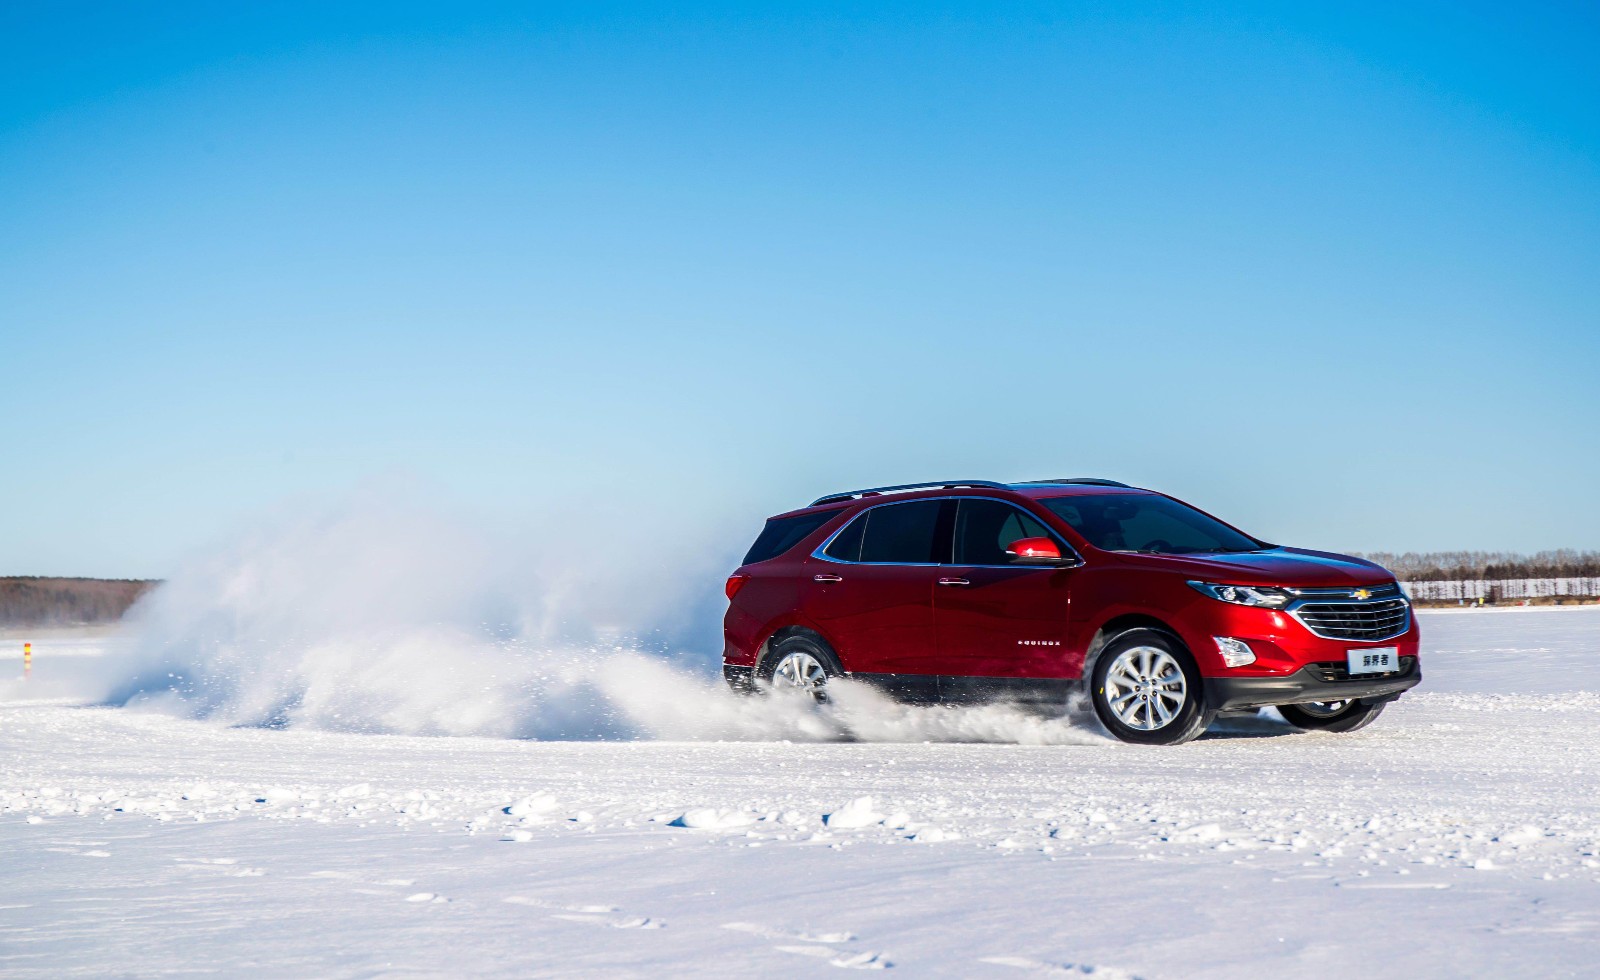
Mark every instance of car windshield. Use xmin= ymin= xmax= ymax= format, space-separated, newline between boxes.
xmin=1039 ymin=494 xmax=1265 ymax=555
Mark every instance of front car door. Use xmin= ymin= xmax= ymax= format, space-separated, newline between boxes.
xmin=934 ymin=498 xmax=1076 ymax=695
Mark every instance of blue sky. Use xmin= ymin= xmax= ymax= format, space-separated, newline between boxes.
xmin=3 ymin=2 xmax=1597 ymax=577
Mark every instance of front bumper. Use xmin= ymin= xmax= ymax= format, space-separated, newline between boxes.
xmin=1175 ymin=597 xmax=1421 ymax=677
xmin=1204 ymin=659 xmax=1422 ymax=711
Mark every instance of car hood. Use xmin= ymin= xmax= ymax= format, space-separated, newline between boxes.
xmin=1110 ymin=547 xmax=1393 ymax=588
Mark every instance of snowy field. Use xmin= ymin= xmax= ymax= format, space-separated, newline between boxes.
xmin=2 ymin=608 xmax=1598 ymax=978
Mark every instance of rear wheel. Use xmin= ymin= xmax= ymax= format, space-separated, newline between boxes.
xmin=1090 ymin=630 xmax=1214 ymax=745
xmin=1277 ymin=699 xmax=1386 ymax=733
xmin=758 ymin=633 xmax=843 ymax=701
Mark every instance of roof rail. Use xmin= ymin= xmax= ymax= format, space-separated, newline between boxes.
xmin=810 ymin=480 xmax=1011 ymax=507
xmin=1018 ymin=477 xmax=1133 ymax=488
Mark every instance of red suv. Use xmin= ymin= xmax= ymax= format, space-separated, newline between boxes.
xmin=723 ymin=479 xmax=1420 ymax=745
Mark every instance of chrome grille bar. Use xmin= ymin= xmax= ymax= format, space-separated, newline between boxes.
xmin=1288 ymin=593 xmax=1411 ymax=642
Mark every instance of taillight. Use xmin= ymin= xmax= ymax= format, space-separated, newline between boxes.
xmin=725 ymin=574 xmax=750 ymax=600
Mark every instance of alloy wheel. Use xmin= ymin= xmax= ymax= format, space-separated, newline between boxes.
xmin=772 ymin=651 xmax=828 ymax=694
xmin=1103 ymin=645 xmax=1188 ymax=731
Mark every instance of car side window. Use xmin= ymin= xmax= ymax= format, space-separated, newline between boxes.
xmin=822 ymin=513 xmax=866 ymax=561
xmin=742 ymin=510 xmax=842 ymax=565
xmin=857 ymin=500 xmax=943 ymax=564
xmin=954 ymin=499 xmax=1056 ymax=565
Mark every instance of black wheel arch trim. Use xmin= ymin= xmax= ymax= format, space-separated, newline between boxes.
xmin=756 ymin=623 xmax=836 ymax=673
xmin=1082 ymin=615 xmax=1190 ymax=686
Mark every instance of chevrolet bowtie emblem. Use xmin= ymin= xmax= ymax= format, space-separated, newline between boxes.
xmin=1352 ymin=588 xmax=1371 ymax=600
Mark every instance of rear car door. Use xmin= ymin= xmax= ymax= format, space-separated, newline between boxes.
xmin=803 ymin=498 xmax=949 ymax=683
xmin=934 ymin=498 xmax=1075 ymax=681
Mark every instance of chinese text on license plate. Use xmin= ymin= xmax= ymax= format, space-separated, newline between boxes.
xmin=1348 ymin=647 xmax=1398 ymax=675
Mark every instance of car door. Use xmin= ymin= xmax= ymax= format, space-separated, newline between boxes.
xmin=802 ymin=498 xmax=949 ymax=688
xmin=934 ymin=498 xmax=1075 ymax=683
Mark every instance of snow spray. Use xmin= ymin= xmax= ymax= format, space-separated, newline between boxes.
xmin=92 ymin=487 xmax=1102 ymax=744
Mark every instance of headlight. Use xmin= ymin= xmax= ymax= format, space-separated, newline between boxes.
xmin=1187 ymin=580 xmax=1292 ymax=608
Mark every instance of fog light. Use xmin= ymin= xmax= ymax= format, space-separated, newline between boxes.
xmin=1213 ymin=636 xmax=1256 ymax=667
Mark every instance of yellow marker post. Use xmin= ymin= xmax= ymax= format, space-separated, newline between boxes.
xmin=23 ymin=642 xmax=31 ymax=679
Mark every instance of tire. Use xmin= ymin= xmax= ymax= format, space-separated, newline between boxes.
xmin=1090 ymin=629 xmax=1214 ymax=745
xmin=757 ymin=633 xmax=844 ymax=701
xmin=1277 ymin=699 xmax=1387 ymax=733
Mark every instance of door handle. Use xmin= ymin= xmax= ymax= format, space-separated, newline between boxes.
xmin=813 ymin=574 xmax=844 ymax=583
xmin=937 ymin=577 xmax=971 ymax=587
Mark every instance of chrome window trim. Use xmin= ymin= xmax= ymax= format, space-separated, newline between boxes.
xmin=810 ymin=494 xmax=1084 ymax=569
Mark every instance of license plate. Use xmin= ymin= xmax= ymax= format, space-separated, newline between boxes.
xmin=1348 ymin=647 xmax=1398 ymax=675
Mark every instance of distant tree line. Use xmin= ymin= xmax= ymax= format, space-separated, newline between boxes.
xmin=0 ymin=577 xmax=161 ymax=626
xmin=1354 ymin=551 xmax=1600 ymax=603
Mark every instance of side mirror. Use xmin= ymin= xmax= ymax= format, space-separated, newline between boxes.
xmin=1005 ymin=536 xmax=1075 ymax=565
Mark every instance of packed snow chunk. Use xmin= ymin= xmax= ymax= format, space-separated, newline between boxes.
xmin=1172 ymin=823 xmax=1225 ymax=842
xmin=335 ymin=783 xmax=372 ymax=799
xmin=668 ymin=807 xmax=755 ymax=832
xmin=722 ymin=922 xmax=857 ymax=943
xmin=504 ymin=829 xmax=534 ymax=843
xmin=405 ymin=892 xmax=447 ymax=903
xmin=670 ymin=808 xmax=756 ymax=831
xmin=505 ymin=793 xmax=560 ymax=819
xmin=824 ymin=797 xmax=886 ymax=830
xmin=777 ymin=945 xmax=892 ymax=969
xmin=1497 ymin=825 xmax=1544 ymax=846
xmin=910 ymin=827 xmax=957 ymax=843
xmin=831 ymin=950 xmax=893 ymax=970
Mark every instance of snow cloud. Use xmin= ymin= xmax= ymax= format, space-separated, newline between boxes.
xmin=86 ymin=488 xmax=1100 ymax=744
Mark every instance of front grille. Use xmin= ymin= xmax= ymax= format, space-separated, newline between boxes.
xmin=1309 ymin=656 xmax=1416 ymax=682
xmin=1294 ymin=597 xmax=1410 ymax=641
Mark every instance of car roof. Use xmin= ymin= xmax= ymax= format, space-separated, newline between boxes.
xmin=1010 ymin=483 xmax=1154 ymax=500
xmin=768 ymin=482 xmax=1155 ymax=521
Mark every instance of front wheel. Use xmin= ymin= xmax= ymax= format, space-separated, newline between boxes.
xmin=1277 ymin=699 xmax=1386 ymax=733
xmin=1090 ymin=630 xmax=1214 ymax=745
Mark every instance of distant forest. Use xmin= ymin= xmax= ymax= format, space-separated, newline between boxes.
xmin=1355 ymin=550 xmax=1600 ymax=582
xmin=1354 ymin=551 xmax=1600 ymax=603
xmin=0 ymin=577 xmax=161 ymax=627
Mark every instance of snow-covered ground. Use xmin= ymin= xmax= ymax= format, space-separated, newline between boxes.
xmin=2 ymin=608 xmax=1598 ymax=978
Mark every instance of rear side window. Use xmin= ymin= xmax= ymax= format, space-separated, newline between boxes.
xmin=742 ymin=511 xmax=839 ymax=565
xmin=858 ymin=500 xmax=943 ymax=564
xmin=823 ymin=515 xmax=866 ymax=561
